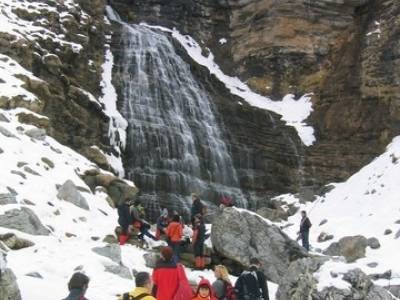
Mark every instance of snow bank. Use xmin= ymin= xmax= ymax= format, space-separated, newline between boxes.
xmin=279 ymin=136 xmax=400 ymax=288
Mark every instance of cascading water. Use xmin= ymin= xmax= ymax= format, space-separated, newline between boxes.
xmin=112 ymin=20 xmax=247 ymax=219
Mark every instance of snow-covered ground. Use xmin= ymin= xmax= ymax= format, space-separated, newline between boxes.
xmin=279 ymin=136 xmax=400 ymax=289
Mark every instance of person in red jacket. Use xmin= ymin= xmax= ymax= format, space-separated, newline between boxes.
xmin=152 ymin=246 xmax=180 ymax=300
xmin=192 ymin=278 xmax=217 ymax=300
xmin=166 ymin=214 xmax=183 ymax=262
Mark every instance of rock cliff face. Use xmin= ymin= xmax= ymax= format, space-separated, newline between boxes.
xmin=110 ymin=0 xmax=400 ymax=189
xmin=0 ymin=0 xmax=114 ymax=170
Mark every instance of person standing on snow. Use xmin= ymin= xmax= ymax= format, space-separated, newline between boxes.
xmin=298 ymin=210 xmax=312 ymax=251
xmin=235 ymin=258 xmax=269 ymax=300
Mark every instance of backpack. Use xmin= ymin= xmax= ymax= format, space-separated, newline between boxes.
xmin=224 ymin=281 xmax=237 ymax=300
xmin=122 ymin=292 xmax=150 ymax=300
xmin=238 ymin=271 xmax=262 ymax=300
xmin=172 ymin=264 xmax=193 ymax=300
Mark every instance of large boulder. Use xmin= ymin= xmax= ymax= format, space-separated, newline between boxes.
xmin=211 ymin=207 xmax=308 ymax=283
xmin=0 ymin=268 xmax=22 ymax=300
xmin=323 ymin=235 xmax=368 ymax=263
xmin=57 ymin=180 xmax=89 ymax=210
xmin=0 ymin=207 xmax=50 ymax=235
xmin=276 ymin=258 xmax=395 ymax=300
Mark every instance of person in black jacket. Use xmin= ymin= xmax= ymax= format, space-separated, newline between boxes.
xmin=193 ymin=214 xmax=206 ymax=270
xmin=117 ymin=202 xmax=133 ymax=245
xmin=235 ymin=258 xmax=269 ymax=300
xmin=298 ymin=210 xmax=312 ymax=251
xmin=190 ymin=193 xmax=204 ymax=225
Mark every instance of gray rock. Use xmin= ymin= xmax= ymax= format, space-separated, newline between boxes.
xmin=25 ymin=272 xmax=43 ymax=279
xmin=317 ymin=232 xmax=334 ymax=242
xmin=23 ymin=166 xmax=40 ymax=176
xmin=104 ymin=264 xmax=132 ymax=279
xmin=0 ymin=147 xmax=3 ymax=154
xmin=11 ymin=170 xmax=26 ymax=179
xmin=385 ymin=285 xmax=400 ymax=298
xmin=17 ymin=162 xmax=28 ymax=168
xmin=369 ymin=270 xmax=392 ymax=281
xmin=103 ymin=234 xmax=118 ymax=244
xmin=0 ymin=126 xmax=16 ymax=138
xmin=0 ymin=193 xmax=17 ymax=205
xmin=0 ymin=113 xmax=10 ymax=122
xmin=92 ymin=244 xmax=121 ymax=264
xmin=256 ymin=206 xmax=288 ymax=222
xmin=319 ymin=219 xmax=328 ymax=226
xmin=143 ymin=252 xmax=160 ymax=269
xmin=25 ymin=128 xmax=46 ymax=140
xmin=323 ymin=235 xmax=368 ymax=262
xmin=57 ymin=180 xmax=89 ymax=210
xmin=367 ymin=237 xmax=381 ymax=249
xmin=0 ymin=233 xmax=35 ymax=250
xmin=384 ymin=229 xmax=392 ymax=235
xmin=367 ymin=262 xmax=378 ymax=268
xmin=0 ymin=207 xmax=50 ymax=235
xmin=41 ymin=157 xmax=54 ymax=168
xmin=0 ymin=268 xmax=22 ymax=300
xmin=211 ymin=207 xmax=308 ymax=283
xmin=395 ymin=230 xmax=400 ymax=239
xmin=276 ymin=259 xmax=394 ymax=300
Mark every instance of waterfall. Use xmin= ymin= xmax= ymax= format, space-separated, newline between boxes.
xmin=113 ymin=21 xmax=247 ymax=219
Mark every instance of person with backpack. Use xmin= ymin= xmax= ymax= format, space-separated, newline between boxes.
xmin=166 ymin=214 xmax=184 ymax=262
xmin=297 ymin=210 xmax=312 ymax=251
xmin=212 ymin=265 xmax=235 ymax=300
xmin=235 ymin=258 xmax=269 ymax=300
xmin=152 ymin=246 xmax=180 ymax=300
xmin=62 ymin=272 xmax=90 ymax=300
xmin=118 ymin=271 xmax=156 ymax=300
xmin=192 ymin=214 xmax=206 ymax=270
xmin=192 ymin=278 xmax=217 ymax=300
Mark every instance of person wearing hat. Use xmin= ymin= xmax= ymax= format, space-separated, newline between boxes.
xmin=118 ymin=271 xmax=156 ymax=300
xmin=192 ymin=278 xmax=217 ymax=300
xmin=152 ymin=246 xmax=180 ymax=300
xmin=190 ymin=193 xmax=205 ymax=225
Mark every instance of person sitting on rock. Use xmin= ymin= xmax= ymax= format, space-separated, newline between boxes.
xmin=192 ymin=278 xmax=217 ymax=300
xmin=117 ymin=202 xmax=133 ymax=245
xmin=212 ymin=265 xmax=235 ymax=300
xmin=152 ymin=246 xmax=180 ymax=300
xmin=63 ymin=272 xmax=90 ymax=300
xmin=235 ymin=258 xmax=269 ymax=300
xmin=297 ymin=210 xmax=312 ymax=251
xmin=166 ymin=214 xmax=183 ymax=262
xmin=192 ymin=214 xmax=206 ymax=270
xmin=130 ymin=201 xmax=157 ymax=241
xmin=118 ymin=271 xmax=156 ymax=300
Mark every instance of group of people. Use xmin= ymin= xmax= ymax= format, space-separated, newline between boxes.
xmin=117 ymin=193 xmax=213 ymax=269
xmin=62 ymin=248 xmax=269 ymax=300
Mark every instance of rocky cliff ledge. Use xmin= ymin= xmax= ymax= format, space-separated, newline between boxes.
xmin=111 ymin=0 xmax=400 ymax=188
